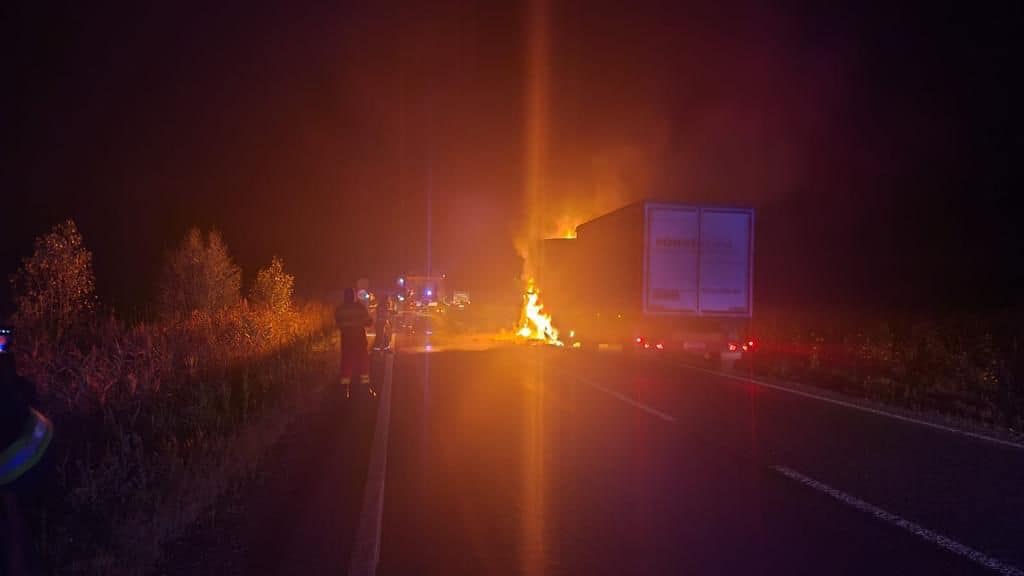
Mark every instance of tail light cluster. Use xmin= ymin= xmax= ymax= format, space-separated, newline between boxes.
xmin=728 ymin=339 xmax=757 ymax=353
xmin=634 ymin=336 xmax=665 ymax=351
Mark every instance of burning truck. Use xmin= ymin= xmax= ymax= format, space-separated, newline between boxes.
xmin=533 ymin=201 xmax=756 ymax=362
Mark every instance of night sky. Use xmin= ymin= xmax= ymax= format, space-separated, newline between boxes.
xmin=2 ymin=0 xmax=1019 ymax=318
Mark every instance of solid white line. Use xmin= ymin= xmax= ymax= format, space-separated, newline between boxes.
xmin=673 ymin=361 xmax=1024 ymax=451
xmin=564 ymin=372 xmax=675 ymax=422
xmin=773 ymin=465 xmax=1024 ymax=576
xmin=349 ymin=352 xmax=395 ymax=576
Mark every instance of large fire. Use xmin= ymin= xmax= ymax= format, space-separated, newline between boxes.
xmin=517 ymin=280 xmax=563 ymax=346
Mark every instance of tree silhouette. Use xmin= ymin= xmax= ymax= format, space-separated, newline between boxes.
xmin=158 ymin=228 xmax=241 ymax=319
xmin=10 ymin=219 xmax=96 ymax=345
xmin=250 ymin=257 xmax=294 ymax=315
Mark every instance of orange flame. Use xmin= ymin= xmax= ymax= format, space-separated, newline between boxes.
xmin=553 ymin=214 xmax=581 ymax=239
xmin=517 ymin=280 xmax=562 ymax=346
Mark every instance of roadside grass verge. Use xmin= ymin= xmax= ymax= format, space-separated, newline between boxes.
xmin=739 ymin=307 xmax=1024 ymax=436
xmin=17 ymin=305 xmax=334 ymax=575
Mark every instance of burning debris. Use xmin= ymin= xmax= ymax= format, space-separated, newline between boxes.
xmin=517 ymin=280 xmax=563 ymax=346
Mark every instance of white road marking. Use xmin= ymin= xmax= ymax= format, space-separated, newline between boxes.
xmin=564 ymin=372 xmax=675 ymax=422
xmin=673 ymin=361 xmax=1024 ymax=451
xmin=349 ymin=352 xmax=395 ymax=576
xmin=557 ymin=355 xmax=1020 ymax=573
xmin=773 ymin=465 xmax=1024 ymax=576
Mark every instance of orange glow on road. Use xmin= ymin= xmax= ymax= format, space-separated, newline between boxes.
xmin=521 ymin=352 xmax=547 ymax=576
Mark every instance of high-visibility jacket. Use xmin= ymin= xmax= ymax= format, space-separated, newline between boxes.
xmin=336 ymin=302 xmax=372 ymax=346
xmin=0 ymin=408 xmax=53 ymax=487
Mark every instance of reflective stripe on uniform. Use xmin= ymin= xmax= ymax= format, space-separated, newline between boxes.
xmin=0 ymin=409 xmax=53 ymax=487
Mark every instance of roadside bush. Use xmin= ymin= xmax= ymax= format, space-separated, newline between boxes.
xmin=157 ymin=228 xmax=241 ymax=320
xmin=31 ymin=301 xmax=333 ymax=574
xmin=7 ymin=222 xmax=335 ymax=574
xmin=249 ymin=257 xmax=300 ymax=347
xmin=250 ymin=257 xmax=294 ymax=315
xmin=9 ymin=219 xmax=96 ymax=350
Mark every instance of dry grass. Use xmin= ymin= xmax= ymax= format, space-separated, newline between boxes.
xmin=16 ymin=302 xmax=334 ymax=575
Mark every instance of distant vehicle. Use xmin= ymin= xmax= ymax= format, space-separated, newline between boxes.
xmin=396 ymin=311 xmax=448 ymax=349
xmin=395 ymin=311 xmax=438 ymax=334
xmin=400 ymin=275 xmax=446 ymax=308
xmin=540 ymin=201 xmax=755 ymax=363
xmin=451 ymin=291 xmax=471 ymax=309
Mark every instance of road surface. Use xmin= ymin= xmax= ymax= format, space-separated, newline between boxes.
xmin=369 ymin=346 xmax=1023 ymax=575
xmin=159 ymin=342 xmax=1023 ymax=575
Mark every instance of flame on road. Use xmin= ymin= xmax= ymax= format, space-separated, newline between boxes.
xmin=517 ymin=280 xmax=563 ymax=346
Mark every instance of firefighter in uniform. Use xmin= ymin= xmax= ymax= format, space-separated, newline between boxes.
xmin=335 ymin=288 xmax=372 ymax=398
xmin=373 ymin=293 xmax=392 ymax=351
xmin=1 ymin=327 xmax=53 ymax=575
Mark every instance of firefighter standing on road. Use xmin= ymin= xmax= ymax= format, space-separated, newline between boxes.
xmin=335 ymin=288 xmax=372 ymax=398
xmin=373 ymin=294 xmax=392 ymax=351
xmin=1 ymin=327 xmax=53 ymax=575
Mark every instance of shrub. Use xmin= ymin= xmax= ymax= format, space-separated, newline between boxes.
xmin=5 ymin=220 xmax=336 ymax=573
xmin=250 ymin=257 xmax=294 ymax=315
xmin=9 ymin=219 xmax=96 ymax=347
xmin=157 ymin=228 xmax=241 ymax=320
xmin=750 ymin=307 xmax=1022 ymax=429
xmin=31 ymin=298 xmax=333 ymax=574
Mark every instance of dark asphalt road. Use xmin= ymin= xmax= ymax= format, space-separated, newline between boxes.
xmin=374 ymin=347 xmax=1024 ymax=575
